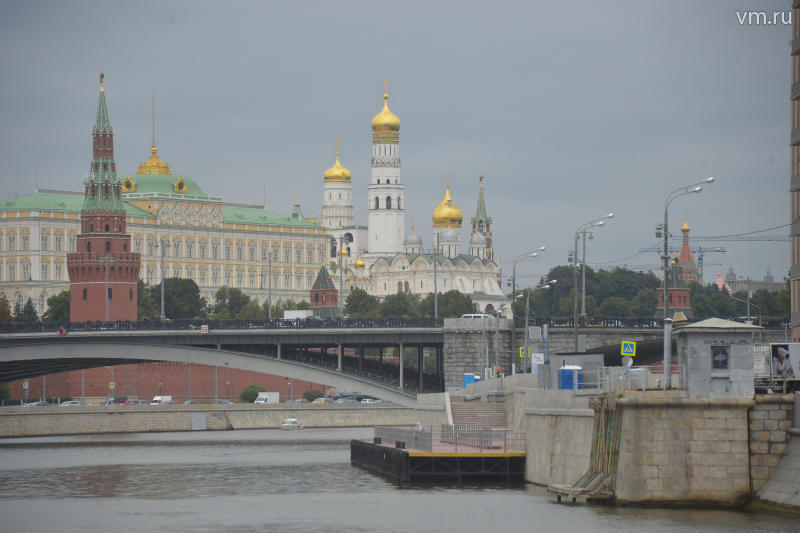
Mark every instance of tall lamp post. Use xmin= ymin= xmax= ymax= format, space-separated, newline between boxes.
xmin=338 ymin=234 xmax=352 ymax=317
xmin=263 ymin=244 xmax=276 ymax=320
xmin=660 ymin=177 xmax=715 ymax=388
xmin=521 ymin=279 xmax=556 ymax=374
xmin=572 ymin=213 xmax=614 ymax=351
xmin=510 ymin=246 xmax=547 ymax=296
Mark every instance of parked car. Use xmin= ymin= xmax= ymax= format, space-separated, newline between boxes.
xmin=360 ymin=398 xmax=382 ymax=404
xmin=183 ymin=400 xmax=199 ymax=405
xmin=22 ymin=400 xmax=49 ymax=407
xmin=131 ymin=400 xmax=149 ymax=405
xmin=280 ymin=418 xmax=303 ymax=430
xmin=210 ymin=399 xmax=234 ymax=404
xmin=100 ymin=396 xmax=127 ymax=406
xmin=59 ymin=400 xmax=84 ymax=406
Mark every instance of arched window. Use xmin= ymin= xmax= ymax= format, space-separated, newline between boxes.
xmin=105 ymin=224 xmax=109 ymax=232
xmin=397 ymin=197 xmax=401 ymax=210
xmin=87 ymin=242 xmax=92 ymax=254
xmin=404 ymin=281 xmax=409 ymax=292
xmin=386 ymin=196 xmax=392 ymax=209
xmin=374 ymin=197 xmax=379 ymax=209
xmin=397 ymin=281 xmax=402 ymax=293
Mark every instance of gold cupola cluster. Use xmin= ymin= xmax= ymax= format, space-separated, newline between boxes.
xmin=324 ymin=151 xmax=351 ymax=181
xmin=432 ymin=185 xmax=463 ymax=227
xmin=137 ymin=144 xmax=172 ymax=175
xmin=371 ymin=79 xmax=401 ymax=144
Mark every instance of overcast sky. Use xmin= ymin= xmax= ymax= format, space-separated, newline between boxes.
xmin=0 ymin=0 xmax=791 ymax=289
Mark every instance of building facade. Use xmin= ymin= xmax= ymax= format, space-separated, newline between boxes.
xmin=0 ymin=74 xmax=329 ymax=314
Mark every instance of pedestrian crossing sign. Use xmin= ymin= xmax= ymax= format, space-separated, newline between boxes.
xmin=621 ymin=341 xmax=636 ymax=357
xmin=519 ymin=346 xmax=529 ymax=358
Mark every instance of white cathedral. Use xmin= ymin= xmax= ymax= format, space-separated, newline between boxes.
xmin=319 ymin=84 xmax=507 ymax=315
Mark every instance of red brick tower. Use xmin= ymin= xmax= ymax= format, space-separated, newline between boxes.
xmin=310 ymin=264 xmax=339 ymax=318
xmin=67 ymin=72 xmax=140 ymax=322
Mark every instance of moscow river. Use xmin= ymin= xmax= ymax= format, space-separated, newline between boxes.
xmin=0 ymin=427 xmax=796 ymax=533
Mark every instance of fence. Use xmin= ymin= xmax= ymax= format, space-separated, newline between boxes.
xmin=373 ymin=425 xmax=526 ymax=453
xmin=596 ymin=365 xmax=686 ymax=392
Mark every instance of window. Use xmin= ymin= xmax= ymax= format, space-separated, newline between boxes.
xmin=296 ymin=274 xmax=302 ymax=289
xmin=135 ymin=237 xmax=141 ymax=254
xmin=173 ymin=267 xmax=180 ymax=278
xmin=147 ymin=267 xmax=154 ymax=284
xmin=130 ymin=288 xmax=133 ymax=300
xmin=69 ymin=236 xmax=76 ymax=252
xmin=173 ymin=240 xmax=181 ymax=258
xmin=284 ymin=274 xmax=291 ymax=288
xmin=236 ymin=271 xmax=243 ymax=287
xmin=55 ymin=263 xmax=62 ymax=281
xmin=87 ymin=241 xmax=92 ymax=254
xmin=7 ymin=234 xmax=15 ymax=252
xmin=224 ymin=270 xmax=231 ymax=286
xmin=386 ymin=196 xmax=392 ymax=209
xmin=105 ymin=224 xmax=109 ymax=232
xmin=212 ymin=243 xmax=219 ymax=260
xmin=199 ymin=242 xmax=206 ymax=259
xmin=199 ymin=268 xmax=207 ymax=285
xmin=41 ymin=233 xmax=48 ymax=251
xmin=22 ymin=260 xmax=31 ymax=280
xmin=186 ymin=241 xmax=193 ymax=258
xmin=16 ymin=294 xmax=23 ymax=309
xmin=236 ymin=243 xmax=243 ymax=261
xmin=55 ymin=234 xmax=63 ymax=251
xmin=90 ymin=224 xmax=94 ymax=233
xmin=108 ymin=288 xmax=112 ymax=300
xmin=21 ymin=232 xmax=29 ymax=250
xmin=186 ymin=267 xmax=193 ymax=279
xmin=41 ymin=262 xmax=48 ymax=280
xmin=249 ymin=244 xmax=255 ymax=261
xmin=147 ymin=239 xmax=155 ymax=256
xmin=296 ymin=248 xmax=302 ymax=263
xmin=284 ymin=248 xmax=291 ymax=263
xmin=212 ymin=268 xmax=219 ymax=286
xmin=249 ymin=271 xmax=255 ymax=288
xmin=224 ymin=243 xmax=231 ymax=260
xmin=38 ymin=295 xmax=45 ymax=312
xmin=105 ymin=241 xmax=111 ymax=253
xmin=374 ymin=197 xmax=379 ymax=209
xmin=308 ymin=249 xmax=314 ymax=264
xmin=82 ymin=288 xmax=87 ymax=300
xmin=397 ymin=197 xmax=401 ymax=210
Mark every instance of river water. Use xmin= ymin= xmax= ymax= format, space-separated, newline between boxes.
xmin=0 ymin=428 xmax=796 ymax=533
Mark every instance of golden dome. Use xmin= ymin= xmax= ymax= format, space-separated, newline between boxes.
xmin=337 ymin=248 xmax=349 ymax=257
xmin=324 ymin=152 xmax=351 ymax=181
xmin=137 ymin=144 xmax=172 ymax=175
xmin=432 ymin=185 xmax=463 ymax=228
xmin=354 ymin=255 xmax=365 ymax=269
xmin=371 ymin=92 xmax=401 ymax=132
xmin=681 ymin=220 xmax=690 ymax=231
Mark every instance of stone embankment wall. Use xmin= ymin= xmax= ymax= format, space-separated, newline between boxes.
xmin=748 ymin=395 xmax=794 ymax=492
xmin=753 ymin=394 xmax=799 ymax=510
xmin=0 ymin=405 xmax=417 ymax=437
xmin=615 ymin=393 xmax=752 ymax=505
xmin=443 ymin=319 xmax=512 ymax=390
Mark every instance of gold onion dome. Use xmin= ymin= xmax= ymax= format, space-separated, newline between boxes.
xmin=681 ymin=220 xmax=690 ymax=231
xmin=137 ymin=144 xmax=172 ymax=175
xmin=324 ymin=152 xmax=351 ymax=181
xmin=354 ymin=256 xmax=365 ymax=269
xmin=371 ymin=92 xmax=401 ymax=132
xmin=432 ymin=185 xmax=463 ymax=227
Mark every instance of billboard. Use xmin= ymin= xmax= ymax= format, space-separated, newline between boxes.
xmin=769 ymin=343 xmax=800 ymax=378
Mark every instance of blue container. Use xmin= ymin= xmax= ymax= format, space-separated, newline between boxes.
xmin=558 ymin=366 xmax=583 ymax=390
xmin=462 ymin=373 xmax=477 ymax=388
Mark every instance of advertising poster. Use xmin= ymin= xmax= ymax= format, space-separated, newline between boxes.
xmin=770 ymin=344 xmax=800 ymax=378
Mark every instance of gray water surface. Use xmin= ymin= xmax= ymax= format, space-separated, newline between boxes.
xmin=0 ymin=428 xmax=795 ymax=533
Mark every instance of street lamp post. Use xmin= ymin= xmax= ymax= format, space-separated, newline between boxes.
xmin=100 ymin=253 xmax=116 ymax=322
xmin=660 ymin=177 xmax=715 ymax=388
xmin=572 ymin=213 xmax=614 ymax=351
xmin=338 ymin=234 xmax=352 ymax=317
xmin=510 ymin=246 xmax=546 ymax=296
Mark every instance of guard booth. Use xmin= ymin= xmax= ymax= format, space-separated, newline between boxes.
xmin=674 ymin=317 xmax=760 ymax=398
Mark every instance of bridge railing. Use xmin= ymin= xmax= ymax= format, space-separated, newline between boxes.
xmin=0 ymin=316 xmax=445 ymax=335
xmin=514 ymin=316 xmax=665 ymax=329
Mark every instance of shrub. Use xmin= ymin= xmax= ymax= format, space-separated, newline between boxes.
xmin=302 ymin=389 xmax=324 ymax=402
xmin=240 ymin=384 xmax=267 ymax=403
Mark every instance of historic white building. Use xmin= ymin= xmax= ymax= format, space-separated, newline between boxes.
xmin=322 ymin=85 xmax=505 ymax=314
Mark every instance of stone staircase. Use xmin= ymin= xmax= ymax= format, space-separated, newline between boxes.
xmin=450 ymin=401 xmax=508 ymax=429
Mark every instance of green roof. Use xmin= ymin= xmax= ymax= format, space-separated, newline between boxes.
xmin=312 ymin=264 xmax=336 ymax=291
xmin=121 ymin=173 xmax=207 ymax=197
xmin=0 ymin=191 xmax=153 ymax=218
xmin=223 ymin=204 xmax=320 ymax=228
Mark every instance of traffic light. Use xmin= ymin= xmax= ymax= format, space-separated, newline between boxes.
xmin=495 ymin=367 xmax=501 ymax=378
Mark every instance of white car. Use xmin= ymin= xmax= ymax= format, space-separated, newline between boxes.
xmin=59 ymin=400 xmax=84 ymax=406
xmin=280 ymin=418 xmax=303 ymax=430
xmin=360 ymin=398 xmax=380 ymax=404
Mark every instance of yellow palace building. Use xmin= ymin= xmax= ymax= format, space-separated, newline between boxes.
xmin=0 ymin=77 xmax=327 ymax=315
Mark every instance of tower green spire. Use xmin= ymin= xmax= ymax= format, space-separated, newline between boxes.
xmin=84 ymin=71 xmax=124 ymax=212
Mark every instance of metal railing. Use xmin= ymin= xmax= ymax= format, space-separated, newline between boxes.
xmin=0 ymin=316 xmax=444 ymax=335
xmin=596 ymin=365 xmax=686 ymax=392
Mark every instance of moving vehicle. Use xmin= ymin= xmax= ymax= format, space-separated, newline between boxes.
xmin=22 ymin=400 xmax=49 ymax=407
xmin=280 ymin=418 xmax=303 ymax=430
xmin=150 ymin=395 xmax=173 ymax=405
xmin=254 ymin=392 xmax=279 ymax=404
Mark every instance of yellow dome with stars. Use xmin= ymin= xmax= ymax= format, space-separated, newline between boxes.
xmin=324 ymin=152 xmax=351 ymax=181
xmin=432 ymin=185 xmax=463 ymax=227
xmin=371 ymin=91 xmax=401 ymax=132
xmin=137 ymin=144 xmax=172 ymax=175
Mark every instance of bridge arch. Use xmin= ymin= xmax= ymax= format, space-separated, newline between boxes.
xmin=0 ymin=342 xmax=416 ymax=406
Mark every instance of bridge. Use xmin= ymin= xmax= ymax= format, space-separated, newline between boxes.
xmin=0 ymin=317 xmax=787 ymax=393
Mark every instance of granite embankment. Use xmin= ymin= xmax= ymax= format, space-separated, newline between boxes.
xmin=0 ymin=404 xmax=417 ymax=437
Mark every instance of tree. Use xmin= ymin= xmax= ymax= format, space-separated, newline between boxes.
xmin=14 ymin=298 xmax=39 ymax=324
xmin=0 ymin=299 xmax=12 ymax=323
xmin=0 ymin=383 xmax=9 ymax=402
xmin=151 ymin=278 xmax=206 ymax=319
xmin=210 ymin=286 xmax=251 ymax=318
xmin=238 ymin=301 xmax=266 ymax=319
xmin=296 ymin=300 xmax=311 ymax=311
xmin=380 ymin=293 xmax=420 ymax=318
xmin=42 ymin=291 xmax=70 ymax=322
xmin=599 ymin=296 xmax=630 ymax=317
xmin=345 ymin=288 xmax=379 ymax=318
xmin=630 ymin=288 xmax=657 ymax=317
xmin=302 ymin=389 xmax=324 ymax=402
xmin=240 ymin=384 xmax=266 ymax=403
xmin=137 ymin=280 xmax=159 ymax=320
xmin=419 ymin=290 xmax=475 ymax=318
